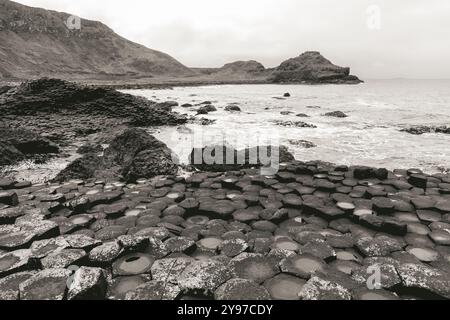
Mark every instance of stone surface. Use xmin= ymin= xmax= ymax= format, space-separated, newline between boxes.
xmin=215 ymin=278 xmax=271 ymax=300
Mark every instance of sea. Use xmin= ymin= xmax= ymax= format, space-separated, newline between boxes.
xmin=3 ymin=79 xmax=450 ymax=183
xmin=124 ymin=79 xmax=450 ymax=174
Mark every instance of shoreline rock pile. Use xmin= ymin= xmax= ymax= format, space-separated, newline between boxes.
xmin=1 ymin=161 xmax=449 ymax=300
xmin=401 ymin=126 xmax=450 ymax=135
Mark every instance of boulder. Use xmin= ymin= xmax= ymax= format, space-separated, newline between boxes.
xmin=54 ymin=128 xmax=178 ymax=182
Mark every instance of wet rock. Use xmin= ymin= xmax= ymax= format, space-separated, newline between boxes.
xmin=280 ymin=254 xmax=325 ymax=279
xmin=264 ymin=274 xmax=306 ymax=300
xmin=19 ymin=268 xmax=71 ymax=300
xmin=67 ymin=267 xmax=107 ymax=300
xmin=197 ymin=237 xmax=223 ymax=253
xmin=324 ymin=111 xmax=348 ymax=118
xmin=272 ymin=120 xmax=317 ymax=128
xmin=125 ymin=281 xmax=181 ymax=300
xmin=230 ymin=253 xmax=280 ymax=284
xmin=178 ymin=260 xmax=233 ymax=293
xmin=107 ymin=275 xmax=151 ymax=300
xmin=407 ymin=247 xmax=439 ymax=262
xmin=224 ymin=105 xmax=241 ymax=112
xmin=112 ymin=253 xmax=155 ymax=276
xmin=215 ymin=278 xmax=271 ymax=300
xmin=197 ymin=105 xmax=217 ymax=114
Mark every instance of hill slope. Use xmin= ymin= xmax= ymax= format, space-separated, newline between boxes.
xmin=0 ymin=0 xmax=193 ymax=80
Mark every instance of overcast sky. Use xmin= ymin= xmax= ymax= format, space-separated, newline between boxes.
xmin=14 ymin=0 xmax=450 ymax=79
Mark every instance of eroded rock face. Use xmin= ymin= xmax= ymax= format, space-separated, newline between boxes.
xmin=269 ymin=51 xmax=362 ymax=84
xmin=54 ymin=128 xmax=178 ymax=182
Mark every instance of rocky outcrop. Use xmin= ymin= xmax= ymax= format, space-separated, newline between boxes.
xmin=189 ymin=145 xmax=295 ymax=172
xmin=0 ymin=127 xmax=59 ymax=166
xmin=0 ymin=78 xmax=186 ymax=126
xmin=54 ymin=128 xmax=178 ymax=182
xmin=0 ymin=0 xmax=192 ymax=80
xmin=324 ymin=111 xmax=349 ymax=118
xmin=401 ymin=126 xmax=450 ymax=135
xmin=269 ymin=51 xmax=362 ymax=84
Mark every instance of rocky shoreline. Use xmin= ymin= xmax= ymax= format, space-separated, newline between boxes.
xmin=1 ymin=161 xmax=450 ymax=300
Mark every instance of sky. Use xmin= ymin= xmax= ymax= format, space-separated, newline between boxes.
xmin=13 ymin=0 xmax=450 ymax=79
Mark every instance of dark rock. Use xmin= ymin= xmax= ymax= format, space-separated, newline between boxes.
xmin=272 ymin=120 xmax=317 ymax=128
xmin=189 ymin=145 xmax=295 ymax=172
xmin=224 ymin=105 xmax=241 ymax=112
xmin=55 ymin=129 xmax=178 ymax=182
xmin=197 ymin=105 xmax=217 ymax=114
xmin=0 ymin=191 xmax=18 ymax=206
xmin=1 ymin=79 xmax=186 ymax=127
xmin=324 ymin=111 xmax=348 ymax=118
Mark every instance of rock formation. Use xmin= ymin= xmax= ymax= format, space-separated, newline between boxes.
xmin=54 ymin=128 xmax=178 ymax=182
xmin=269 ymin=51 xmax=362 ymax=84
